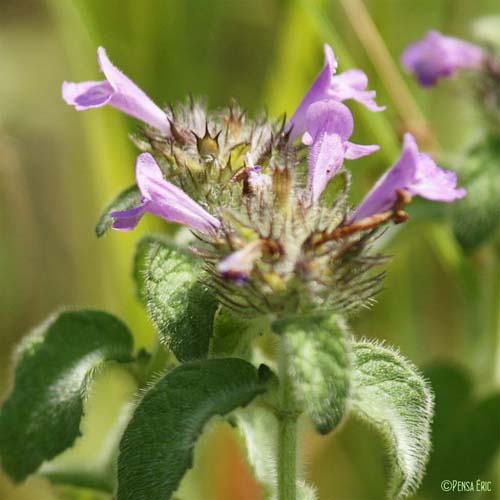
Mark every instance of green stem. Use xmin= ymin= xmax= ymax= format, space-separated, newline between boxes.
xmin=278 ymin=414 xmax=297 ymax=500
xmin=277 ymin=338 xmax=298 ymax=500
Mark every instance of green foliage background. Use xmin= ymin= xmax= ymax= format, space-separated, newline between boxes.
xmin=0 ymin=0 xmax=499 ymax=498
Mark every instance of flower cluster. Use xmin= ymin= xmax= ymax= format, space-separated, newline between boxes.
xmin=63 ymin=44 xmax=465 ymax=316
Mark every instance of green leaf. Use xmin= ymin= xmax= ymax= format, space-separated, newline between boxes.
xmin=117 ymin=358 xmax=266 ymax=500
xmin=273 ymin=314 xmax=351 ymax=434
xmin=210 ymin=307 xmax=250 ymax=357
xmin=95 ymin=185 xmax=141 ymax=237
xmin=133 ymin=235 xmax=157 ymax=304
xmin=135 ymin=235 xmax=218 ymax=362
xmin=422 ymin=362 xmax=500 ymax=497
xmin=210 ymin=307 xmax=266 ymax=358
xmin=0 ymin=310 xmax=134 ymax=482
xmin=351 ymin=340 xmax=434 ymax=500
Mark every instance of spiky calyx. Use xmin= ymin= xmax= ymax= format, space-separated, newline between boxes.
xmin=132 ymin=98 xmax=389 ymax=316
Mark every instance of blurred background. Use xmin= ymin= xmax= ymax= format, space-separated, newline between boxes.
xmin=1 ymin=0 xmax=499 ymax=498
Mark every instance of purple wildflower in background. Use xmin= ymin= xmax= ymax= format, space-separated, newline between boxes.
xmin=351 ymin=133 xmax=466 ymax=221
xmin=288 ymin=44 xmax=384 ymax=141
xmin=304 ymin=99 xmax=379 ymax=202
xmin=111 ymin=153 xmax=219 ymax=234
xmin=401 ymin=30 xmax=485 ymax=87
xmin=62 ymin=47 xmax=170 ymax=133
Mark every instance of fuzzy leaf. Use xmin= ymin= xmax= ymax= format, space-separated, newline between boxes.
xmin=95 ymin=185 xmax=141 ymax=237
xmin=0 ymin=310 xmax=133 ymax=481
xmin=210 ymin=307 xmax=249 ymax=357
xmin=133 ymin=235 xmax=157 ymax=304
xmin=236 ymin=406 xmax=278 ymax=499
xmin=273 ymin=314 xmax=351 ymax=434
xmin=136 ymin=236 xmax=218 ymax=362
xmin=117 ymin=358 xmax=266 ymax=500
xmin=351 ymin=340 xmax=433 ymax=499
xmin=210 ymin=307 xmax=265 ymax=358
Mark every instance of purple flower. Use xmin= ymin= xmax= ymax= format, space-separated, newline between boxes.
xmin=288 ymin=44 xmax=384 ymax=141
xmin=247 ymin=166 xmax=271 ymax=192
xmin=351 ymin=133 xmax=466 ymax=221
xmin=111 ymin=153 xmax=220 ymax=234
xmin=62 ymin=47 xmax=170 ymax=133
xmin=401 ymin=31 xmax=485 ymax=87
xmin=244 ymin=154 xmax=271 ymax=193
xmin=217 ymin=240 xmax=264 ymax=283
xmin=304 ymin=100 xmax=379 ymax=202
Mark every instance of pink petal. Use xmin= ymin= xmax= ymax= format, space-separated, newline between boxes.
xmin=62 ymin=80 xmax=114 ymax=110
xmin=97 ymin=47 xmax=170 ymax=133
xmin=344 ymin=142 xmax=380 ymax=160
xmin=111 ymin=203 xmax=147 ymax=231
xmin=134 ymin=153 xmax=220 ymax=234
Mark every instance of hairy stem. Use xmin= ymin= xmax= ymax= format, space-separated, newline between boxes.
xmin=277 ymin=337 xmax=298 ymax=500
xmin=278 ymin=415 xmax=297 ymax=500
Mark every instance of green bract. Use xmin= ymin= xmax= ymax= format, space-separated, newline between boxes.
xmin=273 ymin=314 xmax=351 ymax=434
xmin=134 ymin=235 xmax=218 ymax=362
